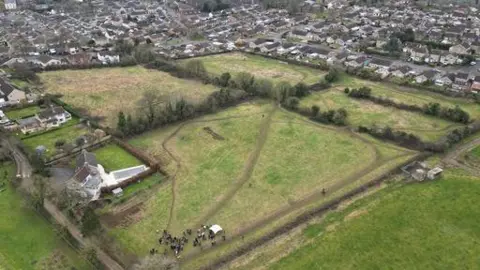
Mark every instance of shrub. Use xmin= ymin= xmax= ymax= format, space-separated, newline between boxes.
xmin=54 ymin=139 xmax=66 ymax=148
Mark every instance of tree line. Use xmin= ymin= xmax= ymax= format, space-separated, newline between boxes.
xmin=345 ymin=87 xmax=471 ymax=124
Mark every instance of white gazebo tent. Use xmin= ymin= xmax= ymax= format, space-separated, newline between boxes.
xmin=209 ymin=224 xmax=223 ymax=235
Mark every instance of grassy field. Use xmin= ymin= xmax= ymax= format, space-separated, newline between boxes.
xmin=92 ymin=144 xmax=143 ymax=172
xmin=471 ymin=145 xmax=480 ymax=158
xmin=109 ymin=100 xmax=412 ymax=257
xmin=0 ymin=162 xmax=89 ymax=270
xmin=187 ymin=53 xmax=325 ymax=85
xmin=300 ymin=89 xmax=459 ymax=141
xmin=337 ymin=75 xmax=480 ymax=120
xmin=21 ymin=119 xmax=89 ymax=158
xmin=39 ymin=66 xmax=218 ymax=127
xmin=5 ymin=106 xmax=40 ymax=120
xmin=207 ymin=110 xmax=377 ymax=233
xmin=264 ymin=169 xmax=480 ymax=270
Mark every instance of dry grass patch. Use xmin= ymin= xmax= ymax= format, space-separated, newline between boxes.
xmin=40 ymin=66 xmax=218 ymax=127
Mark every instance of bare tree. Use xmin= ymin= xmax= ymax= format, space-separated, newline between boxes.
xmin=132 ymin=255 xmax=179 ymax=270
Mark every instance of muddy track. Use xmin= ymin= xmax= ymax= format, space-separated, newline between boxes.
xmin=162 ymin=111 xmax=268 ymax=229
xmin=192 ymin=152 xmax=425 ymax=270
xmin=442 ymin=137 xmax=480 ymax=176
xmin=193 ymin=105 xmax=278 ymax=228
xmin=181 ymin=109 xmax=417 ymax=265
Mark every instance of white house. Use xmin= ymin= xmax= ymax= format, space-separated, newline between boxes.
xmin=18 ymin=106 xmax=71 ymax=134
xmin=97 ymin=52 xmax=120 ymax=64
xmin=4 ymin=0 xmax=17 ymax=10
xmin=67 ymin=150 xmax=149 ymax=202
xmin=0 ymin=78 xmax=26 ymax=106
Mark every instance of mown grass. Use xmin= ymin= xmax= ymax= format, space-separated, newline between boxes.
xmin=301 ymin=89 xmax=459 ymax=141
xmin=0 ymin=162 xmax=88 ymax=270
xmin=208 ymin=110 xmax=377 ymax=233
xmin=21 ymin=119 xmax=89 ymax=158
xmin=187 ymin=53 xmax=325 ymax=85
xmin=269 ymin=170 xmax=480 ymax=270
xmin=39 ymin=66 xmax=218 ymax=127
xmin=336 ymin=75 xmax=480 ymax=120
xmin=92 ymin=144 xmax=143 ymax=172
xmin=4 ymin=106 xmax=41 ymax=120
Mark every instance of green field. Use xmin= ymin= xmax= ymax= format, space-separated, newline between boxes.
xmin=92 ymin=144 xmax=143 ymax=172
xmin=0 ymin=162 xmax=88 ymax=270
xmin=5 ymin=106 xmax=41 ymax=120
xmin=187 ymin=53 xmax=325 ymax=85
xmin=300 ymin=89 xmax=459 ymax=141
xmin=337 ymin=76 xmax=480 ymax=120
xmin=471 ymin=145 xmax=480 ymax=158
xmin=106 ymin=100 xmax=412 ymax=257
xmin=265 ymin=169 xmax=480 ymax=270
xmin=40 ymin=66 xmax=218 ymax=127
xmin=21 ymin=119 xmax=89 ymax=158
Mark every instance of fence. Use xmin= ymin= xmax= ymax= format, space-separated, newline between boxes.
xmin=45 ymin=136 xmax=112 ymax=165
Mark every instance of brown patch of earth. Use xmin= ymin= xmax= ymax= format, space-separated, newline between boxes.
xmin=344 ymin=209 xmax=368 ymax=221
xmin=101 ymin=203 xmax=145 ymax=228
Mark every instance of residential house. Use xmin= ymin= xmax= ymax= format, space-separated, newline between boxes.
xmin=367 ymin=58 xmax=392 ymax=70
xmin=0 ymin=78 xmax=26 ymax=106
xmin=391 ymin=66 xmax=413 ymax=78
xmin=415 ymin=69 xmax=439 ymax=84
xmin=345 ymin=56 xmax=367 ymax=68
xmin=277 ymin=43 xmax=296 ymax=55
xmin=411 ymin=47 xmax=429 ymax=62
xmin=4 ymin=0 xmax=16 ymax=10
xmin=434 ymin=73 xmax=455 ymax=87
xmin=449 ymin=43 xmax=471 ymax=55
xmin=249 ymin=38 xmax=269 ymax=49
xmin=260 ymin=42 xmax=280 ymax=53
xmin=67 ymin=150 xmax=149 ymax=201
xmin=18 ymin=106 xmax=71 ymax=134
xmin=426 ymin=49 xmax=445 ymax=64
xmin=37 ymin=106 xmax=72 ymax=128
xmin=289 ymin=29 xmax=316 ymax=41
xmin=452 ymin=72 xmax=469 ymax=91
xmin=440 ymin=53 xmax=460 ymax=65
xmin=470 ymin=76 xmax=480 ymax=92
xmin=97 ymin=52 xmax=120 ymax=64
xmin=29 ymin=55 xmax=63 ymax=68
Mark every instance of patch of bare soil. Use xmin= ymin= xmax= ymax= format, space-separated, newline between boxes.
xmin=203 ymin=126 xmax=225 ymax=140
xmin=101 ymin=203 xmax=145 ymax=228
xmin=344 ymin=209 xmax=368 ymax=221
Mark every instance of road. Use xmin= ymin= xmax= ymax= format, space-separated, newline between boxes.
xmin=0 ymin=137 xmax=125 ymax=270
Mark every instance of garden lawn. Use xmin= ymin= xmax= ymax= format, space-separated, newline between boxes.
xmin=5 ymin=106 xmax=40 ymax=120
xmin=301 ymin=89 xmax=459 ymax=141
xmin=270 ymin=169 xmax=480 ymax=270
xmin=337 ymin=76 xmax=480 ymax=120
xmin=208 ymin=110 xmax=378 ymax=233
xmin=188 ymin=53 xmax=325 ymax=85
xmin=39 ymin=66 xmax=218 ymax=127
xmin=92 ymin=144 xmax=142 ymax=172
xmin=21 ymin=119 xmax=88 ymax=158
xmin=0 ymin=162 xmax=88 ymax=270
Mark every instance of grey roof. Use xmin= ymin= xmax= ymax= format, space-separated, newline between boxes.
xmin=111 ymin=166 xmax=146 ymax=181
xmin=370 ymin=58 xmax=392 ymax=67
xmin=76 ymin=150 xmax=98 ymax=169
xmin=37 ymin=106 xmax=66 ymax=119
xmin=0 ymin=77 xmax=16 ymax=99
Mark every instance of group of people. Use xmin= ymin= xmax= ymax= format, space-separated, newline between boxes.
xmin=192 ymin=225 xmax=226 ymax=248
xmin=152 ymin=225 xmax=227 ymax=257
xmin=158 ymin=229 xmax=191 ymax=256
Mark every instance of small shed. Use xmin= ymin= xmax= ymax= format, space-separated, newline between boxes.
xmin=427 ymin=167 xmax=443 ymax=180
xmin=112 ymin=187 xmax=123 ymax=197
xmin=209 ymin=224 xmax=223 ymax=235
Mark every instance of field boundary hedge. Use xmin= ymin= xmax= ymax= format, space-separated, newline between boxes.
xmin=191 ymin=152 xmax=430 ymax=270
